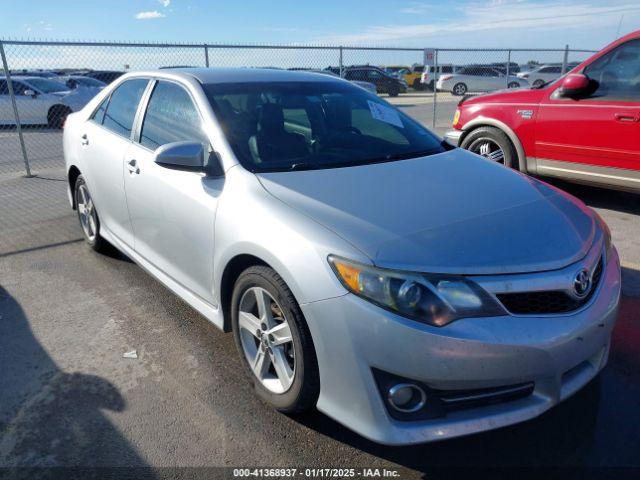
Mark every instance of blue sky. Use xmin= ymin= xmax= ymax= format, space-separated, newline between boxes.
xmin=2 ymin=0 xmax=639 ymax=50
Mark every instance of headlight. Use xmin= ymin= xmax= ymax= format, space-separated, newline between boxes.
xmin=328 ymin=256 xmax=506 ymax=327
xmin=452 ymin=109 xmax=461 ymax=126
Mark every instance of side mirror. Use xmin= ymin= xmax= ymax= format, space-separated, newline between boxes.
xmin=23 ymin=89 xmax=37 ymax=97
xmin=557 ymin=73 xmax=591 ymax=98
xmin=154 ymin=141 xmax=224 ymax=176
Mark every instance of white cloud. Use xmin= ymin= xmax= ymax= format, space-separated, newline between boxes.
xmin=321 ymin=1 xmax=640 ymax=45
xmin=134 ymin=10 xmax=166 ymax=20
xmin=158 ymin=0 xmax=171 ymax=7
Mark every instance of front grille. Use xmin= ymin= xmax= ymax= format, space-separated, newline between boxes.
xmin=497 ymin=256 xmax=603 ymax=315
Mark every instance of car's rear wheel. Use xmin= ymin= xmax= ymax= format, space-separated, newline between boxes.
xmin=507 ymin=81 xmax=520 ymax=89
xmin=231 ymin=266 xmax=320 ymax=413
xmin=461 ymin=126 xmax=517 ymax=169
xmin=48 ymin=105 xmax=72 ymax=129
xmin=412 ymin=78 xmax=423 ymax=90
xmin=75 ymin=175 xmax=110 ymax=253
xmin=452 ymin=83 xmax=467 ymax=95
xmin=532 ymin=79 xmax=545 ymax=88
xmin=388 ymin=86 xmax=400 ymax=97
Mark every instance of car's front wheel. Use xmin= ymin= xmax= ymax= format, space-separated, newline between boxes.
xmin=231 ymin=266 xmax=320 ymax=413
xmin=461 ymin=126 xmax=518 ymax=168
xmin=507 ymin=81 xmax=520 ymax=89
xmin=75 ymin=175 xmax=110 ymax=253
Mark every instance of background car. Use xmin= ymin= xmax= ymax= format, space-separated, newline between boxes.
xmin=57 ymin=75 xmax=107 ymax=91
xmin=420 ymin=64 xmax=458 ymax=91
xmin=0 ymin=76 xmax=98 ymax=127
xmin=342 ymin=66 xmax=407 ymax=96
xmin=517 ymin=63 xmax=579 ymax=88
xmin=445 ymin=29 xmax=640 ymax=192
xmin=385 ymin=65 xmax=425 ymax=90
xmin=437 ymin=66 xmax=528 ymax=95
xmin=83 ymin=70 xmax=125 ymax=84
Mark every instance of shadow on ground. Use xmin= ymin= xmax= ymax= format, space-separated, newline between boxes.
xmin=0 ymin=286 xmax=155 ymax=478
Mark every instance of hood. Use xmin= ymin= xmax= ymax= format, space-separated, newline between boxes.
xmin=257 ymin=149 xmax=596 ymax=275
xmin=460 ymin=86 xmax=545 ymax=106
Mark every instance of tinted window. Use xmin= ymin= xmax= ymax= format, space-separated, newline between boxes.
xmin=102 ymin=79 xmax=148 ymax=138
xmin=413 ymin=66 xmax=424 ymax=73
xmin=205 ymin=81 xmax=445 ymax=173
xmin=91 ymin=96 xmax=109 ymax=124
xmin=140 ymin=81 xmax=208 ymax=150
xmin=11 ymin=81 xmax=28 ymax=95
xmin=583 ymin=39 xmax=640 ymax=101
xmin=0 ymin=80 xmax=7 ymax=95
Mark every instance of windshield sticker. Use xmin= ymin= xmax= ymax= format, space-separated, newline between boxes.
xmin=367 ymin=101 xmax=403 ymax=128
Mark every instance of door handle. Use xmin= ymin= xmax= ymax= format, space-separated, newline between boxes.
xmin=81 ymin=134 xmax=89 ymax=146
xmin=614 ymin=112 xmax=639 ymax=122
xmin=127 ymin=159 xmax=140 ymax=174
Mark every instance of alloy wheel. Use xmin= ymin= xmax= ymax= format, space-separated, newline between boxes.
xmin=472 ymin=139 xmax=505 ymax=163
xmin=77 ymin=184 xmax=97 ymax=242
xmin=238 ymin=287 xmax=295 ymax=394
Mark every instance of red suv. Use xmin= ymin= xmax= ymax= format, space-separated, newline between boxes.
xmin=445 ymin=30 xmax=640 ymax=192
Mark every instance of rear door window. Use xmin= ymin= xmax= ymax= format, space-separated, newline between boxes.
xmin=101 ymin=78 xmax=149 ymax=138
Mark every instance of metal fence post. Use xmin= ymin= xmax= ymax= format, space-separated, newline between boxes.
xmin=339 ymin=46 xmax=343 ymax=77
xmin=431 ymin=49 xmax=438 ymax=129
xmin=204 ymin=45 xmax=210 ymax=67
xmin=505 ymin=50 xmax=511 ymax=89
xmin=561 ymin=44 xmax=569 ymax=75
xmin=0 ymin=41 xmax=32 ymax=177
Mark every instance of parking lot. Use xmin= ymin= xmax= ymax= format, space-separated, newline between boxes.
xmin=1 ymin=87 xmax=639 ymax=477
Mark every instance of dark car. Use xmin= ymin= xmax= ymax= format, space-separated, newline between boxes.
xmin=342 ymin=67 xmax=407 ymax=96
xmin=83 ymin=70 xmax=124 ymax=84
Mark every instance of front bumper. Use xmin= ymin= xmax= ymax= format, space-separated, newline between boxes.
xmin=444 ymin=129 xmax=463 ymax=147
xmin=301 ymin=248 xmax=621 ymax=445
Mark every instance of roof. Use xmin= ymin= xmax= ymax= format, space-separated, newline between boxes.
xmin=165 ymin=67 xmax=345 ymax=85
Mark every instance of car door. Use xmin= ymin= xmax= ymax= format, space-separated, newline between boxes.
xmin=81 ymin=78 xmax=149 ymax=247
xmin=484 ymin=68 xmax=503 ymax=91
xmin=124 ymin=79 xmax=221 ymax=304
xmin=536 ymin=38 xmax=640 ymax=179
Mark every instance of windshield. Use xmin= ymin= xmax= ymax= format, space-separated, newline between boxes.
xmin=204 ymin=81 xmax=445 ymax=172
xmin=24 ymin=78 xmax=69 ymax=93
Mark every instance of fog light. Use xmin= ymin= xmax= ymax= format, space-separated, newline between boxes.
xmin=387 ymin=383 xmax=427 ymax=413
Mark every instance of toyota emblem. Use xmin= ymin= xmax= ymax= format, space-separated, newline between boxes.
xmin=573 ymin=269 xmax=592 ymax=298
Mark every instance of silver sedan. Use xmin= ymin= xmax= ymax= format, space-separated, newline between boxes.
xmin=63 ymin=68 xmax=620 ymax=445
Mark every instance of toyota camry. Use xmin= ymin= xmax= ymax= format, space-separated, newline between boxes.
xmin=63 ymin=68 xmax=620 ymax=445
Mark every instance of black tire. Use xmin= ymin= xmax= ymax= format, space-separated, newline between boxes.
xmin=507 ymin=81 xmax=520 ymax=89
xmin=412 ymin=79 xmax=423 ymax=91
xmin=231 ymin=266 xmax=320 ymax=413
xmin=74 ymin=175 xmax=110 ymax=253
xmin=388 ymin=86 xmax=400 ymax=97
xmin=452 ymin=83 xmax=467 ymax=96
xmin=48 ymin=105 xmax=72 ymax=129
xmin=460 ymin=126 xmax=518 ymax=169
xmin=532 ymin=79 xmax=545 ymax=88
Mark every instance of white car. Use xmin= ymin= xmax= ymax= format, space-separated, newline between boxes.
xmin=420 ymin=64 xmax=457 ymax=90
xmin=0 ymin=76 xmax=97 ymax=127
xmin=436 ymin=66 xmax=528 ymax=95
xmin=517 ymin=64 xmax=577 ymax=88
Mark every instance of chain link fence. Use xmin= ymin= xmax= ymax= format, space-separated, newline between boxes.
xmin=0 ymin=40 xmax=596 ymax=256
